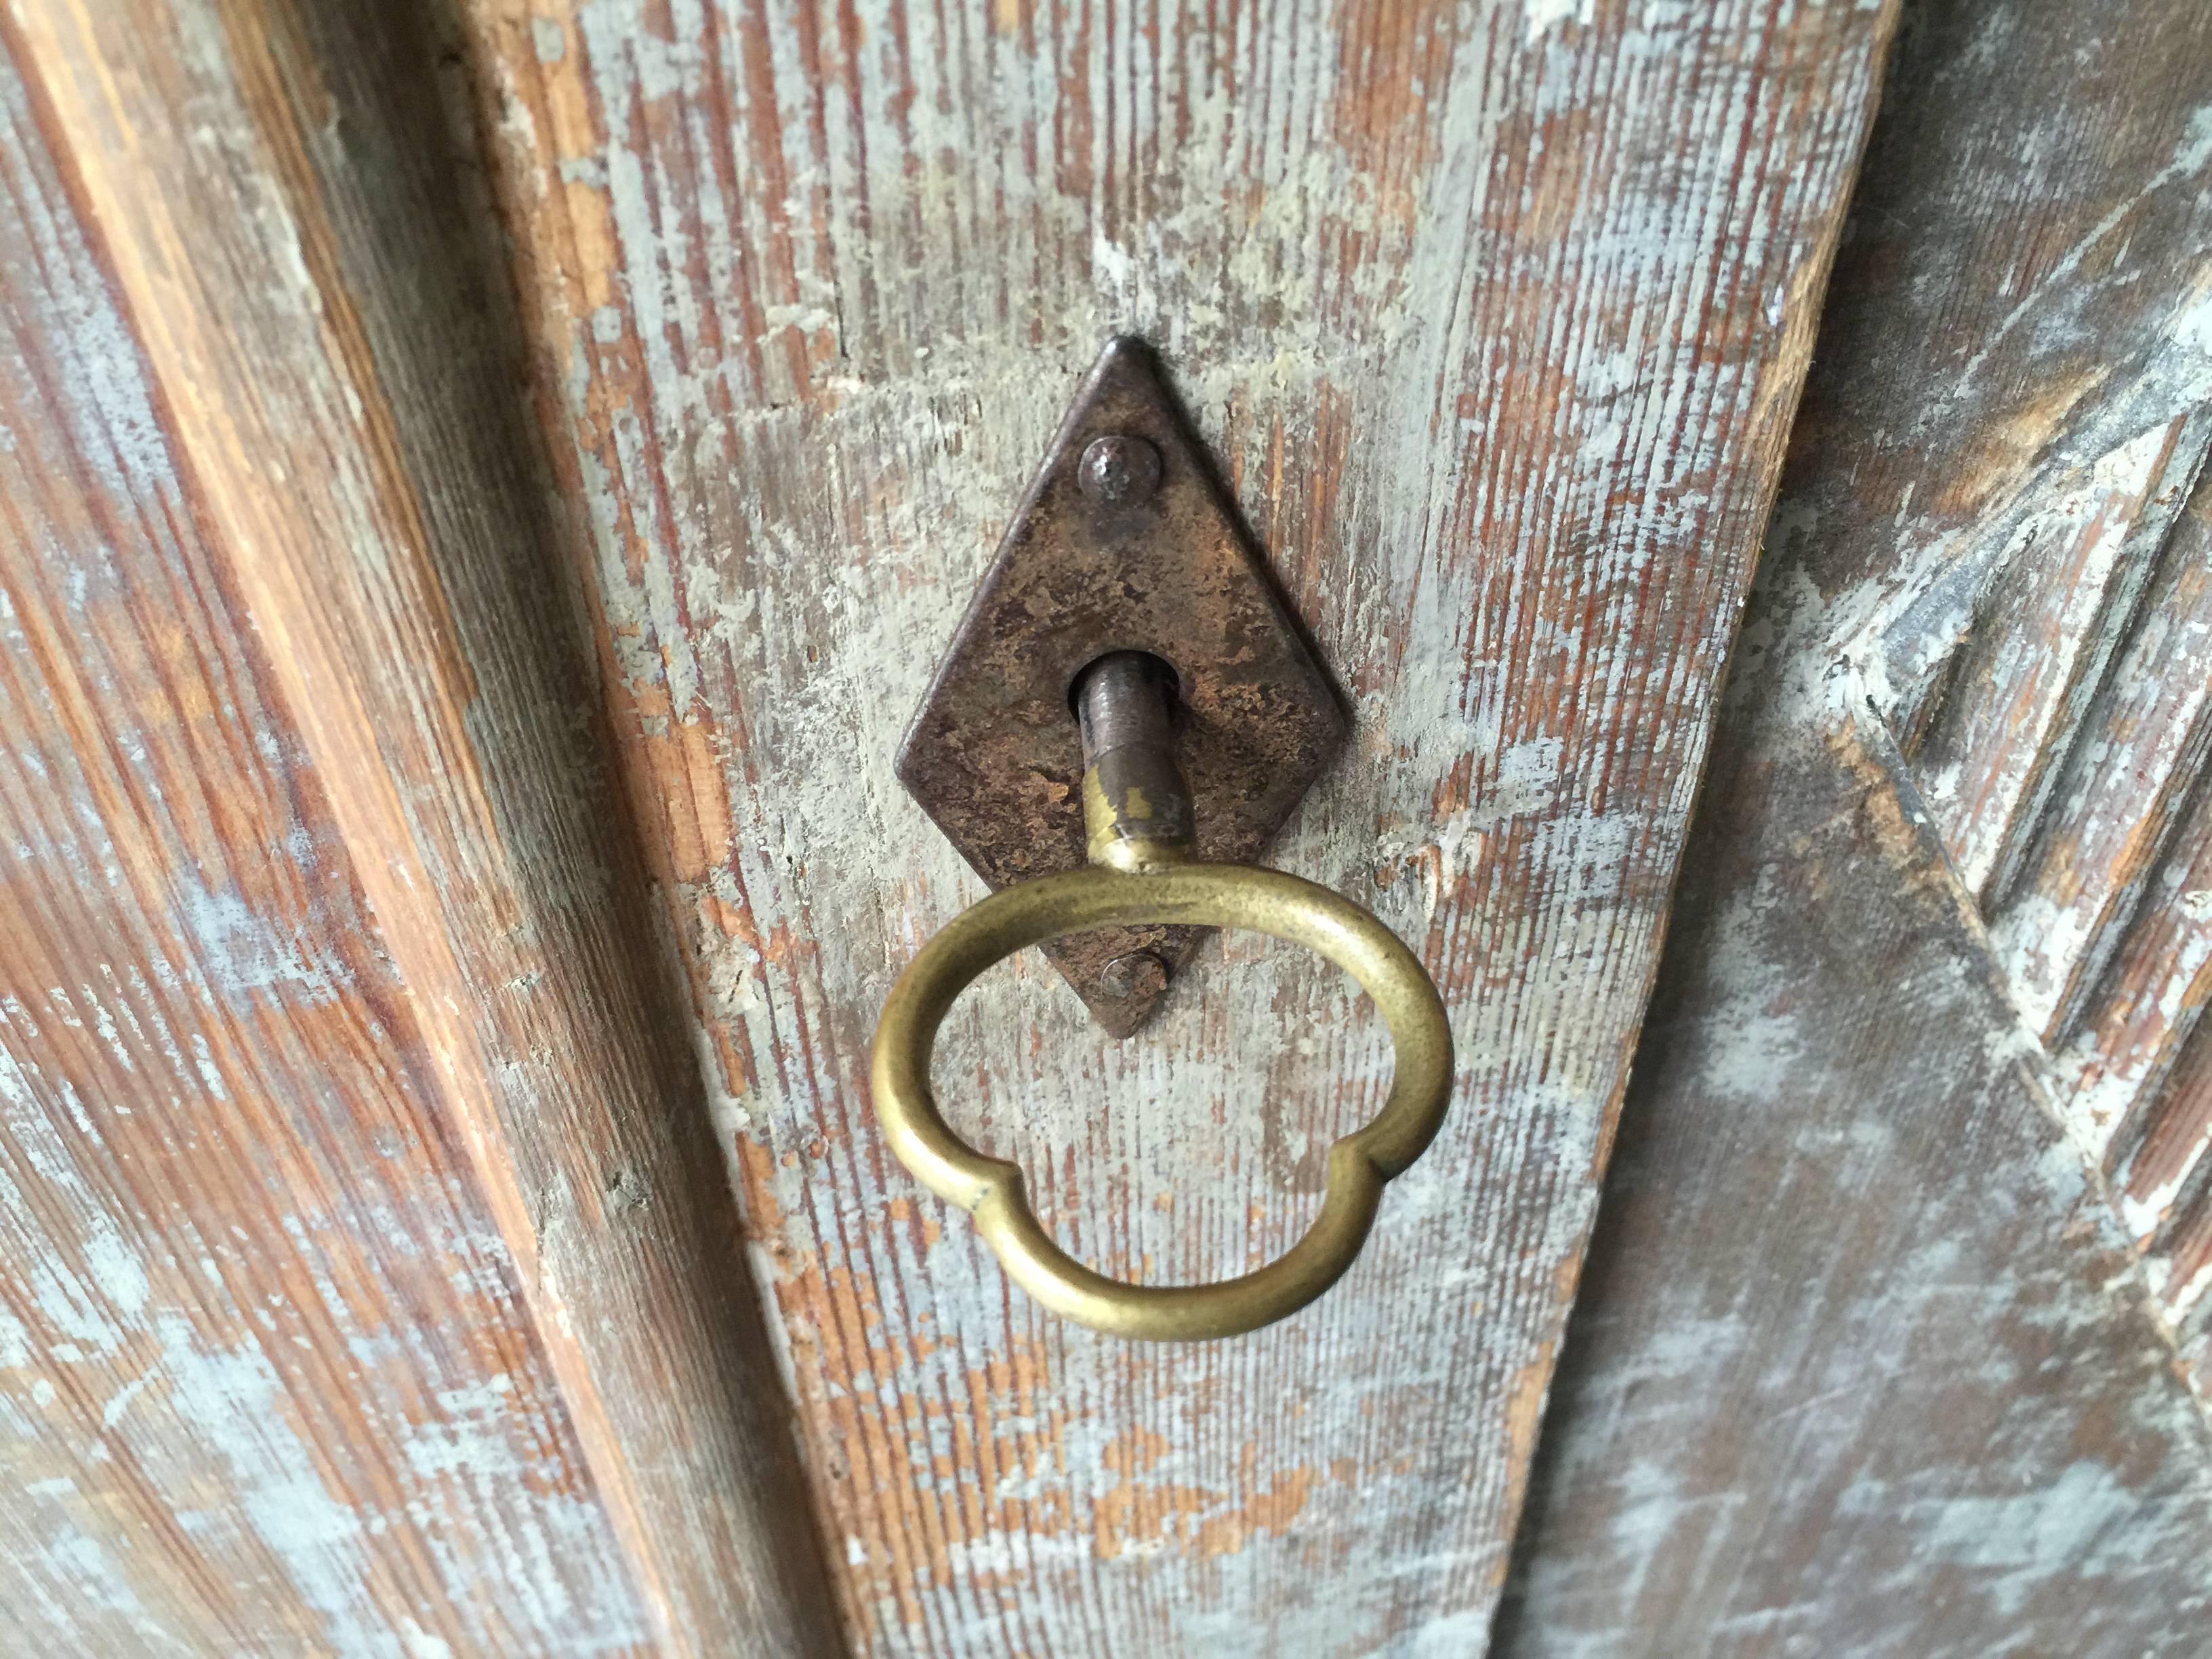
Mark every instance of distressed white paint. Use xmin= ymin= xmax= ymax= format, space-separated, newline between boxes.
xmin=0 ymin=24 xmax=663 ymax=1650
xmin=468 ymin=0 xmax=1893 ymax=1650
xmin=1800 ymin=20 xmax=2212 ymax=1394
xmin=1502 ymin=12 xmax=2212 ymax=1647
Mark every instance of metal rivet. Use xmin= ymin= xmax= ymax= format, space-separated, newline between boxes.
xmin=1077 ymin=435 xmax=1162 ymax=508
xmin=1097 ymin=951 xmax=1170 ymax=1001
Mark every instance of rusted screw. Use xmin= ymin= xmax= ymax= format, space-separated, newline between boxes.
xmin=1097 ymin=951 xmax=1169 ymax=1001
xmin=1077 ymin=435 xmax=1162 ymax=508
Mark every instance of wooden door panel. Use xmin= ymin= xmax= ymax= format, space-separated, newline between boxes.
xmin=13 ymin=1 xmax=2211 ymax=1651
xmin=1498 ymin=3 xmax=2212 ymax=1652
xmin=0 ymin=0 xmax=1916 ymax=1651
xmin=453 ymin=0 xmax=1895 ymax=1650
xmin=0 ymin=36 xmax=649 ymax=1653
xmin=1 ymin=3 xmax=836 ymax=1652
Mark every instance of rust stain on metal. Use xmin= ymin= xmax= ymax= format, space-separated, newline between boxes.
xmin=897 ymin=336 xmax=1348 ymax=1034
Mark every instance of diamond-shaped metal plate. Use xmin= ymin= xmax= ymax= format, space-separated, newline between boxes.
xmin=897 ymin=337 xmax=1347 ymax=1036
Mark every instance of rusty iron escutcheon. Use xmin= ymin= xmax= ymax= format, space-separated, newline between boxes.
xmin=897 ymin=336 xmax=1347 ymax=1035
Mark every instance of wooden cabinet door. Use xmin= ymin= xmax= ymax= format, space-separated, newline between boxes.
xmin=5 ymin=2 xmax=2207 ymax=1656
xmin=1502 ymin=4 xmax=2212 ymax=1653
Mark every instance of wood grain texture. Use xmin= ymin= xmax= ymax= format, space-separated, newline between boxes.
xmin=2148 ymin=1025 xmax=2212 ymax=1375
xmin=0 ymin=29 xmax=649 ymax=1655
xmin=1848 ymin=3 xmax=2212 ymax=1400
xmin=1902 ymin=409 xmax=2208 ymax=916
xmin=1 ymin=1 xmax=839 ymax=1651
xmin=451 ymin=0 xmax=1895 ymax=1650
xmin=1498 ymin=2 xmax=2212 ymax=1652
xmin=0 ymin=45 xmax=649 ymax=1653
xmin=1982 ymin=439 xmax=2212 ymax=1042
xmin=1965 ymin=455 xmax=2212 ymax=1385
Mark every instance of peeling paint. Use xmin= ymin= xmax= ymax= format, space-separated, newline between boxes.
xmin=454 ymin=0 xmax=1897 ymax=1650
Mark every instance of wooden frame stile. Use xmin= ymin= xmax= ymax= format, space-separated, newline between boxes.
xmin=452 ymin=1 xmax=1896 ymax=1650
xmin=1501 ymin=4 xmax=2212 ymax=1654
xmin=0 ymin=3 xmax=838 ymax=1652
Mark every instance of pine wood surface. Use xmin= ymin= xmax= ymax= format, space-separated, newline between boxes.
xmin=452 ymin=0 xmax=1894 ymax=1650
xmin=1499 ymin=3 xmax=2212 ymax=1652
xmin=1 ymin=2 xmax=839 ymax=1652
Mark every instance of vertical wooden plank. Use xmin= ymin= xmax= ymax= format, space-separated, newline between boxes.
xmin=0 ymin=28 xmax=649 ymax=1656
xmin=2 ymin=0 xmax=840 ymax=1650
xmin=1499 ymin=3 xmax=2212 ymax=1652
xmin=455 ymin=1 xmax=1895 ymax=1649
